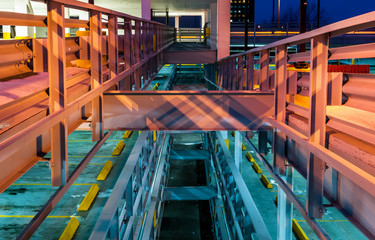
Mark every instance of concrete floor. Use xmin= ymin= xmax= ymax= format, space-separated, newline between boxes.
xmin=227 ymin=131 xmax=367 ymax=240
xmin=0 ymin=130 xmax=138 ymax=240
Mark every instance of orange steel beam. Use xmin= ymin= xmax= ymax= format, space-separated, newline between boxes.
xmin=102 ymin=91 xmax=274 ymax=131
xmin=47 ymin=1 xmax=68 ymax=186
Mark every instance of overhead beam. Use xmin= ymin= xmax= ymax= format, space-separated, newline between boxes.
xmin=103 ymin=91 xmax=274 ymax=131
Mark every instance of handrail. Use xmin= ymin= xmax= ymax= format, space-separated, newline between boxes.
xmin=219 ymin=11 xmax=375 ymax=62
xmin=33 ymin=0 xmax=165 ymax=25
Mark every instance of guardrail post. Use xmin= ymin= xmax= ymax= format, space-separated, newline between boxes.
xmin=246 ymin=53 xmax=254 ymax=90
xmin=307 ymin=34 xmax=329 ymax=219
xmin=134 ymin=21 xmax=142 ymax=90
xmin=273 ymin=44 xmax=287 ymax=174
xmin=47 ymin=1 xmax=68 ymax=186
xmin=90 ymin=10 xmax=104 ymax=141
xmin=123 ymin=19 xmax=132 ymax=90
xmin=108 ymin=14 xmax=119 ymax=85
xmin=260 ymin=49 xmax=270 ymax=91
xmin=238 ymin=56 xmax=244 ymax=90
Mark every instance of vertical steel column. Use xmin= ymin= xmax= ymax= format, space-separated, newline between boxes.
xmin=135 ymin=21 xmax=141 ymax=62
xmin=273 ymin=44 xmax=287 ymax=174
xmin=123 ymin=19 xmax=132 ymax=90
xmin=90 ymin=10 xmax=104 ymax=141
xmin=260 ymin=49 xmax=270 ymax=91
xmin=238 ymin=56 xmax=244 ymax=90
xmin=246 ymin=53 xmax=254 ymax=90
xmin=234 ymin=131 xmax=241 ymax=170
xmin=307 ymin=34 xmax=329 ymax=219
xmin=47 ymin=1 xmax=68 ymax=186
xmin=134 ymin=21 xmax=141 ymax=90
xmin=277 ymin=166 xmax=293 ymax=240
xmin=274 ymin=46 xmax=292 ymax=238
xmin=108 ymin=15 xmax=119 ymax=83
xmin=125 ymin=178 xmax=134 ymax=238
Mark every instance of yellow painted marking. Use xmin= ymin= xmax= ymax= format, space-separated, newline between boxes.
xmin=242 ymin=144 xmax=247 ymax=151
xmin=214 ymin=140 xmax=217 ymax=153
xmin=231 ymin=131 xmax=235 ymax=137
xmin=112 ymin=141 xmax=125 ymax=156
xmin=152 ymin=82 xmax=160 ymax=91
xmin=225 ymin=139 xmax=229 ymax=149
xmin=252 ymin=162 xmax=263 ymax=174
xmin=78 ymin=184 xmax=99 ymax=211
xmin=59 ymin=217 xmax=79 ymax=240
xmin=76 ymin=31 xmax=90 ymax=37
xmin=96 ymin=161 xmax=113 ymax=181
xmin=0 ymin=215 xmax=76 ymax=218
xmin=246 ymin=152 xmax=255 ymax=162
xmin=14 ymin=36 xmax=30 ymax=39
xmin=153 ymin=131 xmax=157 ymax=142
xmin=122 ymin=130 xmax=133 ymax=139
xmin=260 ymin=174 xmax=273 ymax=189
xmin=294 ymin=94 xmax=309 ymax=109
xmin=287 ymin=67 xmax=310 ymax=72
xmin=139 ymin=131 xmax=141 ymax=135
xmin=292 ymin=218 xmax=309 ymax=240
xmin=3 ymin=32 xmax=11 ymax=39
xmin=153 ymin=209 xmax=157 ymax=228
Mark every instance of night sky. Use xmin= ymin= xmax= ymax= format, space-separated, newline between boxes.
xmin=255 ymin=0 xmax=375 ymax=24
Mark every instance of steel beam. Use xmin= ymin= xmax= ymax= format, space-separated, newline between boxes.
xmin=259 ymin=49 xmax=270 ymax=91
xmin=307 ymin=34 xmax=329 ymax=219
xmin=163 ymin=186 xmax=217 ymax=201
xmin=103 ymin=91 xmax=274 ymax=131
xmin=90 ymin=10 xmax=104 ymax=141
xmin=47 ymin=1 xmax=68 ymax=187
xmin=273 ymin=44 xmax=287 ymax=174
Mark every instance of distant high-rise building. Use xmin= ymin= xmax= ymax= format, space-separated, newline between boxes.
xmin=230 ymin=0 xmax=255 ymax=23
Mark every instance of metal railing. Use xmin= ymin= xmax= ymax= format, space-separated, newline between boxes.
xmin=207 ymin=132 xmax=271 ymax=240
xmin=0 ymin=0 xmax=174 ymax=191
xmin=176 ymin=28 xmax=204 ymax=42
xmin=231 ymin=21 xmax=317 ymax=37
xmin=215 ymin=10 xmax=375 ymax=239
xmin=89 ymin=131 xmax=171 ymax=239
xmin=0 ymin=0 xmax=174 ymax=238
